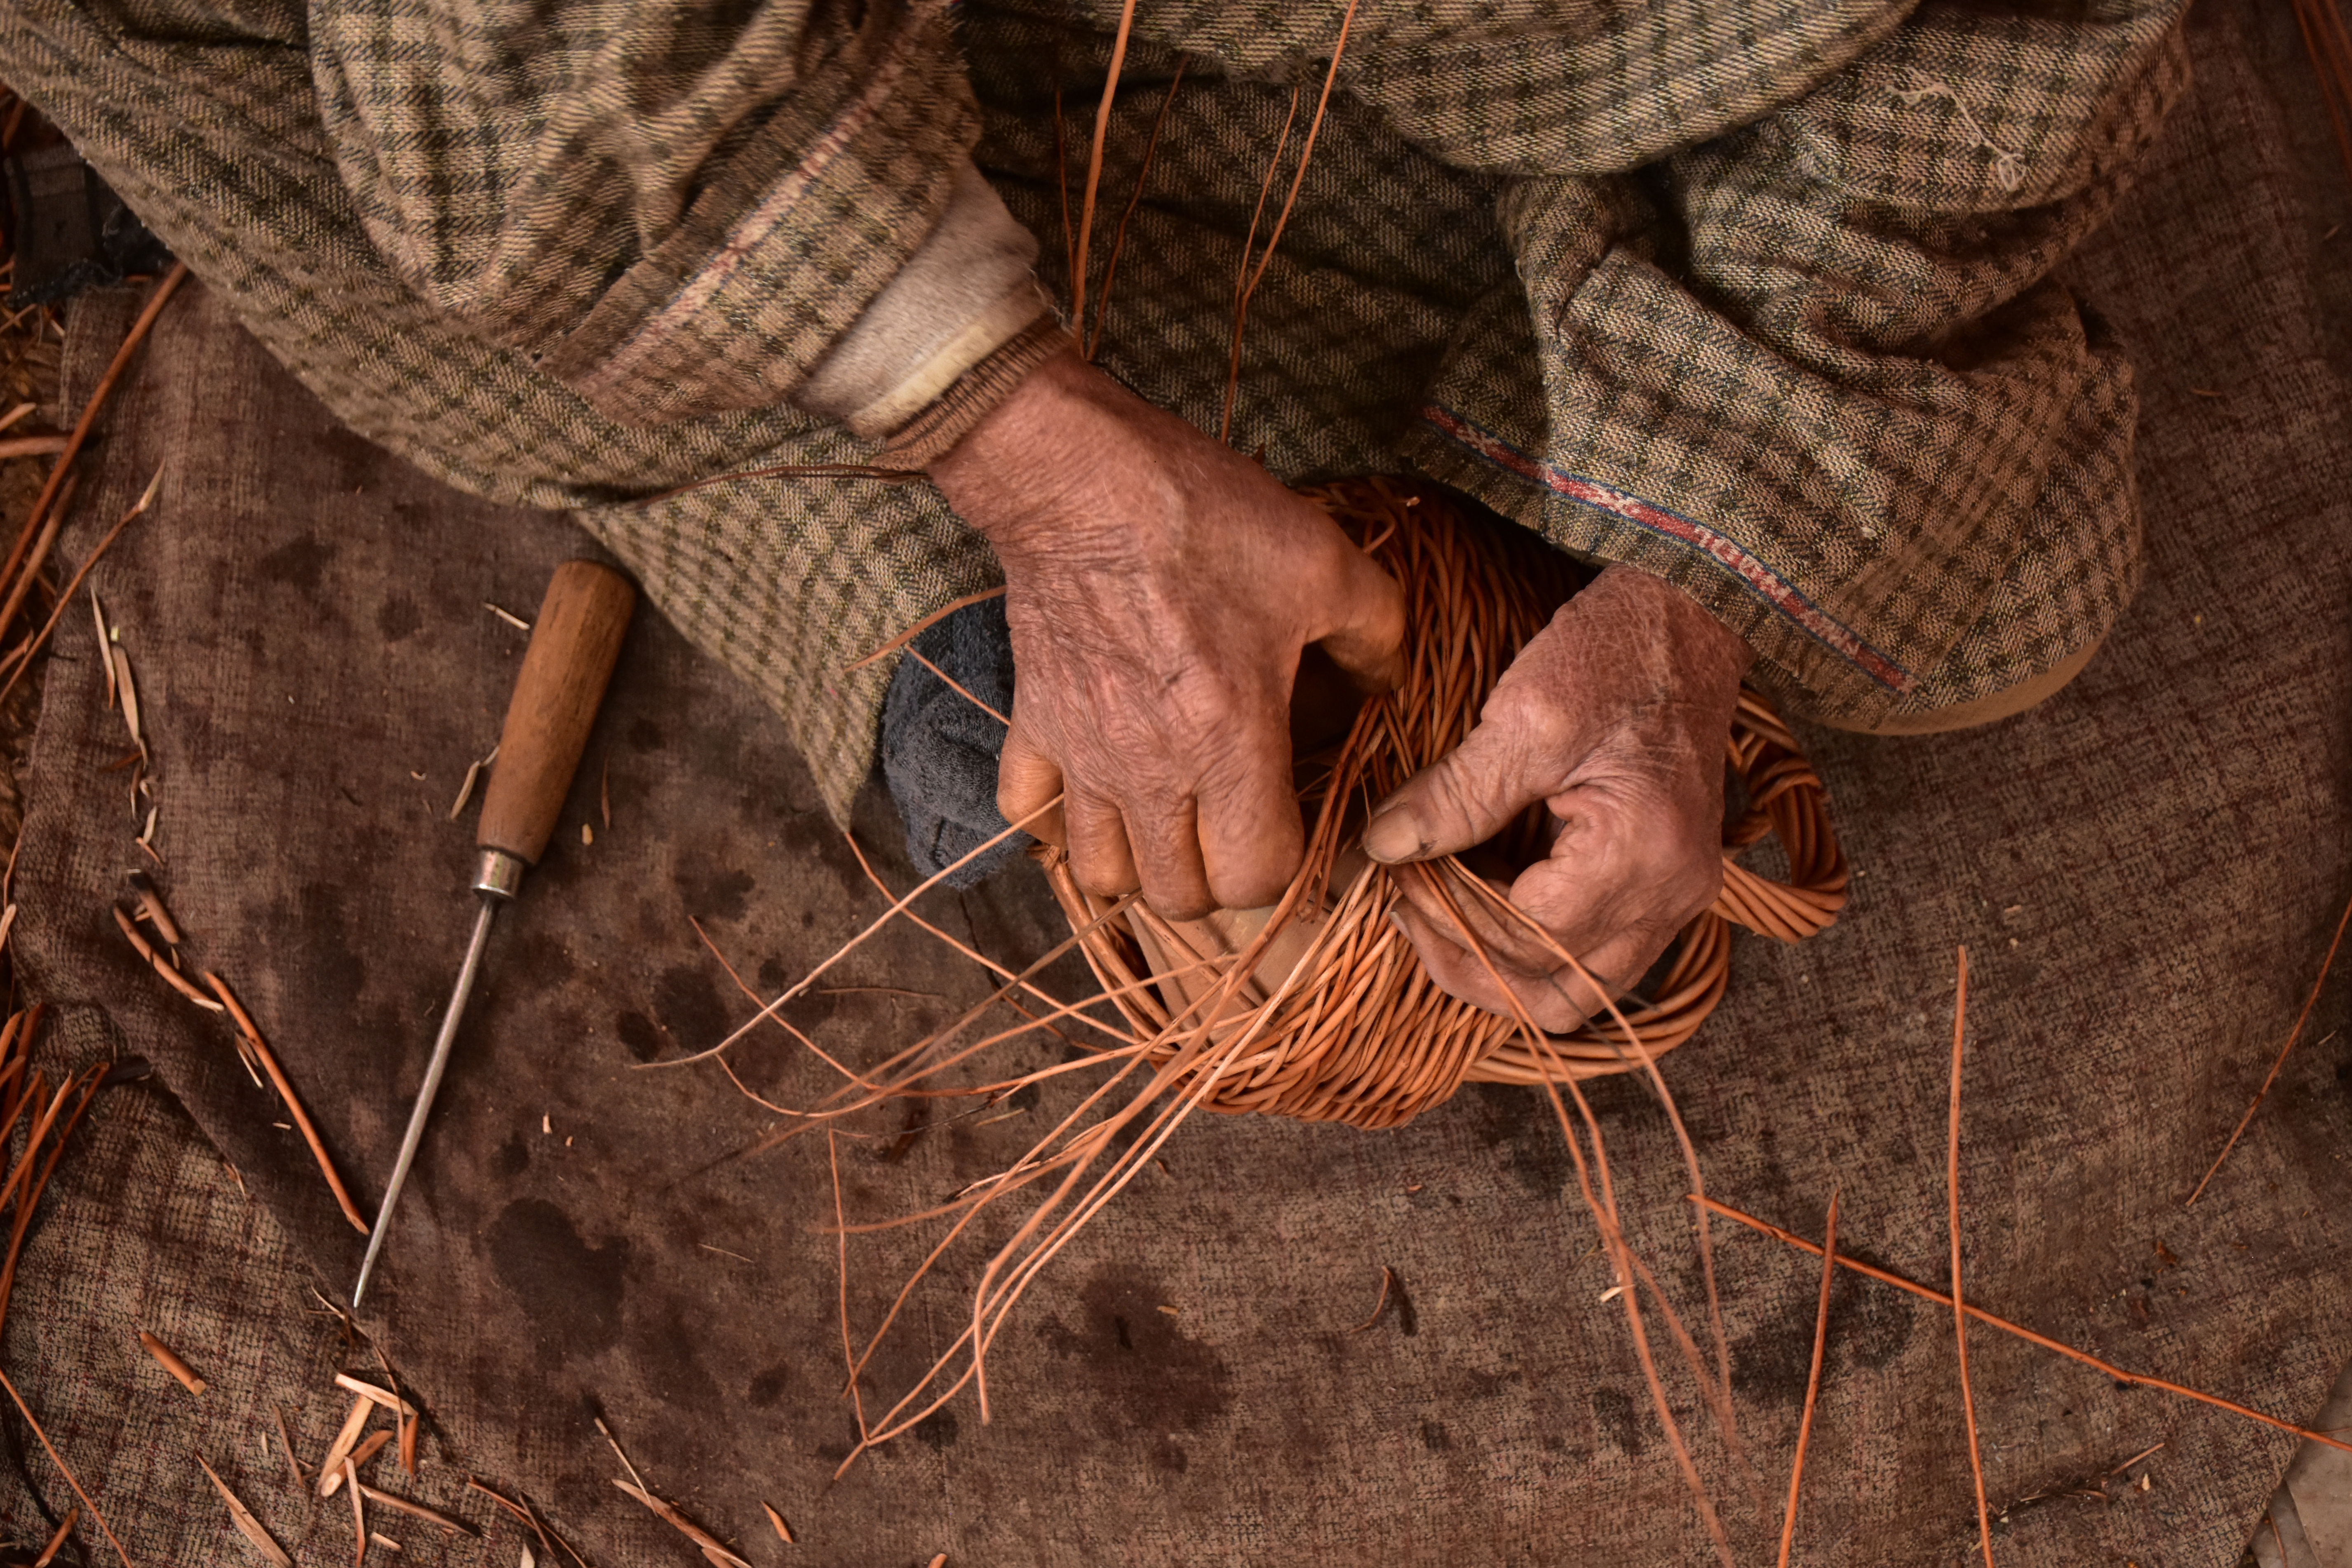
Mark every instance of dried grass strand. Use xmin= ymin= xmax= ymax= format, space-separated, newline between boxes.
xmin=650 ymin=793 xmax=1066 ymax=1070
xmin=1219 ymin=2 xmax=1360 ymax=442
xmin=1067 ymin=0 xmax=1141 ymax=341
xmin=196 ymin=1456 xmax=291 ymax=1568
xmin=0 ymin=1366 xmax=135 ymax=1567
xmin=1948 ymin=948 xmax=1996 ymax=1567
xmin=1776 ymin=1187 xmax=1839 ymax=1568
xmin=1087 ymin=60 xmax=1187 ymax=359
xmin=2186 ymin=886 xmax=2352 ymax=1204
xmin=843 ymin=586 xmax=1007 ymax=673
xmin=0 ymin=468 xmax=169 ymax=705
xmin=0 ymin=261 xmax=185 ymax=605
xmin=206 ymin=972 xmax=371 ymax=1234
xmin=1694 ymin=1195 xmax=2352 ymax=1455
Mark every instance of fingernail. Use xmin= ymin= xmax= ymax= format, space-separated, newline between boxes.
xmin=1361 ymin=806 xmax=1424 ymax=864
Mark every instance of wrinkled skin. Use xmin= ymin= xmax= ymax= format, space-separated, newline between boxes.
xmin=930 ymin=350 xmax=1405 ymax=919
xmin=930 ymin=351 xmax=1750 ymax=1028
xmin=1364 ymin=567 xmax=1751 ymax=1031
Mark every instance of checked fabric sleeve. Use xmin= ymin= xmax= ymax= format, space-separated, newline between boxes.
xmin=1401 ymin=0 xmax=2192 ymax=726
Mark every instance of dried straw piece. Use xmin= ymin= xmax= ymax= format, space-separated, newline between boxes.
xmin=0 ymin=1366 xmax=134 ymax=1567
xmin=842 ymin=586 xmax=1007 ymax=674
xmin=138 ymin=1329 xmax=206 ymax=1394
xmin=272 ymin=1404 xmax=306 ymax=1487
xmin=347 ymin=1458 xmax=368 ymax=1567
xmin=356 ymin=1481 xmax=478 ymax=1536
xmin=113 ymin=644 xmax=143 ymax=759
xmin=317 ymin=1393 xmax=375 ymax=1497
xmin=1348 ymin=1266 xmax=1393 ymax=1333
xmin=33 ymin=1505 xmax=77 ymax=1568
xmin=0 ymin=261 xmax=186 ymax=611
xmin=206 ymin=971 xmax=371 ymax=1235
xmin=197 ymin=1456 xmax=291 ymax=1567
xmin=1694 ymin=1195 xmax=2352 ymax=1455
xmin=92 ymin=588 xmax=115 ymax=704
xmin=611 ymin=1479 xmax=753 ymax=1568
xmin=0 ymin=470 xmax=78 ymax=642
xmin=0 ymin=433 xmax=69 ymax=461
xmin=448 ymin=745 xmax=497 ymax=822
xmin=1947 ymin=948 xmax=1996 ymax=1568
xmin=126 ymin=871 xmax=182 ymax=945
xmin=0 ymin=464 xmax=172 ymax=706
xmin=763 ymin=1502 xmax=794 ymax=1543
xmin=1775 ymin=1187 xmax=1838 ymax=1568
xmin=2187 ymin=886 xmax=2352 ymax=1205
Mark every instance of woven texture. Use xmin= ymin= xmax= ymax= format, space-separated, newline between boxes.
xmin=0 ymin=0 xmax=2187 ymax=818
xmin=2 ymin=8 xmax=2350 ymax=1563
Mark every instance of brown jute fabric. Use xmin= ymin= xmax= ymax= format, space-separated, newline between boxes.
xmin=1 ymin=6 xmax=2349 ymax=1564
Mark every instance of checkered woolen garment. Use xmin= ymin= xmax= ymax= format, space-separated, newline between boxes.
xmin=0 ymin=0 xmax=2189 ymax=818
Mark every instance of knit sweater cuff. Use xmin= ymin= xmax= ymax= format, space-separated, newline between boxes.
xmin=882 ymin=317 xmax=1074 ymax=467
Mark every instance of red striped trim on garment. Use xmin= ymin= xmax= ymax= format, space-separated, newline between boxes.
xmin=1417 ymin=403 xmax=1915 ymax=694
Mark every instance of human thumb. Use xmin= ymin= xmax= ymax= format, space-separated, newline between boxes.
xmin=1308 ymin=544 xmax=1407 ymax=694
xmin=1360 ymin=724 xmax=1536 ymax=865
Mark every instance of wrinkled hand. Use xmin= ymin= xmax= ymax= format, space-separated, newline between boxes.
xmin=1363 ymin=567 xmax=1751 ymax=1032
xmin=928 ymin=352 xmax=1404 ymax=918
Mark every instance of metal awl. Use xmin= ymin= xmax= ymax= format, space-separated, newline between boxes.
xmin=353 ymin=559 xmax=634 ymax=1307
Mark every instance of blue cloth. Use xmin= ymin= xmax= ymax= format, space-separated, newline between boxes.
xmin=880 ymin=595 xmax=1024 ymax=886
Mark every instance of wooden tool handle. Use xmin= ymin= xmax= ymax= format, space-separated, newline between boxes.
xmin=478 ymin=560 xmax=635 ymax=866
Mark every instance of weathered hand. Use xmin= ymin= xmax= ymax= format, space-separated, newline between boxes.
xmin=928 ymin=352 xmax=1404 ymax=918
xmin=1363 ymin=567 xmax=1751 ymax=1032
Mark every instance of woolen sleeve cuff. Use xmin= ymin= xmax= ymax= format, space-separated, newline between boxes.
xmin=881 ymin=317 xmax=1074 ymax=467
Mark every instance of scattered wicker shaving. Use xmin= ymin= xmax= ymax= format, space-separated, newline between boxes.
xmin=465 ymin=1479 xmax=588 ymax=1568
xmin=206 ymin=970 xmax=372 ymax=1234
xmin=112 ymin=905 xmax=221 ymax=1009
xmin=318 ymin=1392 xmax=375 ymax=1496
xmin=611 ymin=1479 xmax=752 ymax=1568
xmin=138 ymin=1328 xmax=205 ymax=1394
xmin=91 ymin=586 xmax=112 ymax=706
xmin=448 ymin=744 xmax=497 ymax=822
xmin=763 ymin=1502 xmax=794 ymax=1543
xmin=127 ymin=870 xmax=183 ymax=945
xmin=594 ymin=1414 xmax=645 ymax=1489
xmin=336 ymin=1371 xmax=416 ymax=1418
xmin=273 ymin=1403 xmax=306 ymax=1486
xmin=369 ymin=1534 xmax=401 ymax=1554
xmin=484 ymin=602 xmax=531 ymax=632
xmin=0 ymin=401 xmax=32 ymax=434
xmin=196 ymin=1455 xmax=290 ymax=1568
xmin=0 ymin=1365 xmax=133 ymax=1567
xmin=357 ymin=1481 xmax=478 ymax=1536
xmin=347 ymin=1458 xmax=368 ymax=1567
xmin=0 ymin=433 xmax=67 ymax=461
xmin=113 ymin=644 xmax=144 ymax=764
xmin=341 ymin=1427 xmax=393 ymax=1480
